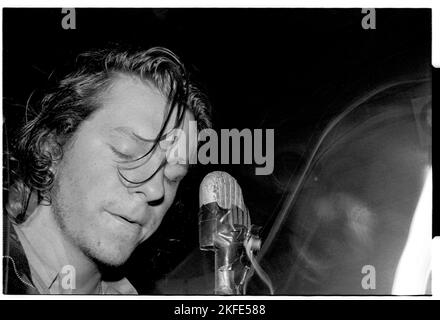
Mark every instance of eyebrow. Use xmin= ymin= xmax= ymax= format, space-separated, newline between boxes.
xmin=112 ymin=126 xmax=174 ymax=143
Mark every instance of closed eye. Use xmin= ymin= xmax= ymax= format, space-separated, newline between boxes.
xmin=110 ymin=145 xmax=134 ymax=161
xmin=164 ymin=164 xmax=188 ymax=183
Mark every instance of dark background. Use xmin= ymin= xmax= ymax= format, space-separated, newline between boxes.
xmin=3 ymin=8 xmax=432 ymax=294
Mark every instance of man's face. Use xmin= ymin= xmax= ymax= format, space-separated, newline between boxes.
xmin=51 ymin=74 xmax=196 ymax=266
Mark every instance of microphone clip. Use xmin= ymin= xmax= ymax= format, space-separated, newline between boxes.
xmin=199 ymin=202 xmax=260 ymax=295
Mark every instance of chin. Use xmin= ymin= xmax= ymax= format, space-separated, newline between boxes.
xmin=82 ymin=238 xmax=136 ymax=267
xmin=101 ymin=253 xmax=130 ymax=267
xmin=93 ymin=249 xmax=132 ymax=267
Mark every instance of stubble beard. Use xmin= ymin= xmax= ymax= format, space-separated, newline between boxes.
xmin=50 ymin=178 xmax=127 ymax=268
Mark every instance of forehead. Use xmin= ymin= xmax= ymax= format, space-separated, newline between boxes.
xmin=96 ymin=74 xmax=172 ymax=137
xmin=83 ymin=73 xmax=195 ymax=146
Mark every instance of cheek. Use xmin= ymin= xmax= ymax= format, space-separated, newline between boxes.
xmin=156 ymin=182 xmax=178 ymax=220
xmin=58 ymin=139 xmax=120 ymax=212
xmin=159 ymin=182 xmax=181 ymax=222
xmin=164 ymin=181 xmax=180 ymax=207
xmin=140 ymin=183 xmax=179 ymax=240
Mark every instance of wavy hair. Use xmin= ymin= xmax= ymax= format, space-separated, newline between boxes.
xmin=6 ymin=47 xmax=212 ymax=223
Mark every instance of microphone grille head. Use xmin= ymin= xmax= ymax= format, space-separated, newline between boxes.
xmin=199 ymin=171 xmax=250 ymax=228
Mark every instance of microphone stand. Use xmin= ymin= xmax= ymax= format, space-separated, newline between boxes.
xmin=199 ymin=203 xmax=251 ymax=295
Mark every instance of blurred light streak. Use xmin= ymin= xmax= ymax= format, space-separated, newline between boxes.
xmin=392 ymin=168 xmax=432 ymax=295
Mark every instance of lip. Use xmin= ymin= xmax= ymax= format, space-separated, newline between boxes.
xmin=105 ymin=210 xmax=142 ymax=228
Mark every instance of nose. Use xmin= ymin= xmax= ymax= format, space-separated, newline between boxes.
xmin=129 ymin=167 xmax=165 ymax=206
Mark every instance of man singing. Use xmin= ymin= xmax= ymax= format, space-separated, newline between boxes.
xmin=3 ymin=47 xmax=211 ymax=294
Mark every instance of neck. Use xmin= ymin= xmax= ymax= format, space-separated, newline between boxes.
xmin=19 ymin=204 xmax=102 ymax=294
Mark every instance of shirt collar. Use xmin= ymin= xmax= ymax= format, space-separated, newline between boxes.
xmin=14 ymin=205 xmax=138 ymax=294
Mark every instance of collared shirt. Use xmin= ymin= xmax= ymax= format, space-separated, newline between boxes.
xmin=12 ymin=205 xmax=138 ymax=295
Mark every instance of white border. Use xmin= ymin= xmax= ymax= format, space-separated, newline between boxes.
xmin=1 ymin=1 xmax=437 ymax=300
xmin=0 ymin=1 xmax=438 ymax=66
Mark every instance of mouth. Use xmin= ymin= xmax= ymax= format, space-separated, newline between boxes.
xmin=105 ymin=210 xmax=142 ymax=229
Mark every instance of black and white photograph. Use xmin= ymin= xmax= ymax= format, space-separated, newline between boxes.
xmin=1 ymin=7 xmax=434 ymax=297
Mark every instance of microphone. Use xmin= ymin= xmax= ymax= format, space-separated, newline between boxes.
xmin=198 ymin=171 xmax=254 ymax=295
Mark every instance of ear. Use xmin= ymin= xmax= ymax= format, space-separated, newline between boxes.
xmin=48 ymin=163 xmax=58 ymax=178
xmin=41 ymin=131 xmax=63 ymax=177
